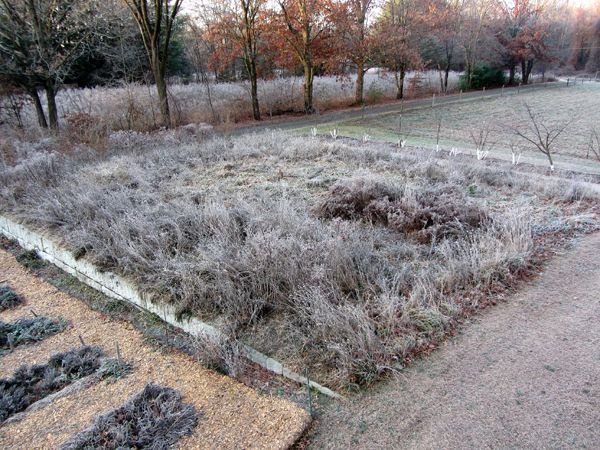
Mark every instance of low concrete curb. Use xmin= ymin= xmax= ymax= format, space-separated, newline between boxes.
xmin=0 ymin=215 xmax=341 ymax=399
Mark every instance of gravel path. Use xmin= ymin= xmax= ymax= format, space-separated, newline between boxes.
xmin=0 ymin=249 xmax=310 ymax=449
xmin=306 ymin=232 xmax=600 ymax=449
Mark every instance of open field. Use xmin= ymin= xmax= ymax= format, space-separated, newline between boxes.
xmin=1 ymin=129 xmax=599 ymax=389
xmin=314 ymin=82 xmax=600 ymax=168
xmin=0 ymin=248 xmax=309 ymax=449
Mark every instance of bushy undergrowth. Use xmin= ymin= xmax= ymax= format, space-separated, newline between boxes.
xmin=0 ymin=132 xmax=596 ymax=387
xmin=0 ymin=346 xmax=104 ymax=421
xmin=0 ymin=286 xmax=23 ymax=311
xmin=60 ymin=384 xmax=199 ymax=450
xmin=0 ymin=316 xmax=67 ymax=352
xmin=315 ymin=177 xmax=488 ymax=243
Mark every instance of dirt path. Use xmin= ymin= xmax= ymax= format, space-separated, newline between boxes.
xmin=0 ymin=249 xmax=310 ymax=449
xmin=306 ymin=232 xmax=600 ymax=449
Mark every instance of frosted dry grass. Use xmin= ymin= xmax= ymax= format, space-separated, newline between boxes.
xmin=12 ymin=71 xmax=460 ymax=131
xmin=0 ymin=131 xmax=595 ymax=387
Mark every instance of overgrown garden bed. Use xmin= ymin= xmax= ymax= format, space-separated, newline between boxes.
xmin=1 ymin=131 xmax=598 ymax=388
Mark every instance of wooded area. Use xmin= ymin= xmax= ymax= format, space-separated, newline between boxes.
xmin=1 ymin=0 xmax=599 ymax=128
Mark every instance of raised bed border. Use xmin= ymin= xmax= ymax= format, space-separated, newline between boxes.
xmin=0 ymin=215 xmax=341 ymax=399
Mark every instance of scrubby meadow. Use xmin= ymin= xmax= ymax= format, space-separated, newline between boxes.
xmin=0 ymin=72 xmax=460 ymax=134
xmin=1 ymin=119 xmax=598 ymax=387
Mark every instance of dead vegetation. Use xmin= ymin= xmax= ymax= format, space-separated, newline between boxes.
xmin=0 ymin=346 xmax=104 ymax=422
xmin=0 ymin=131 xmax=597 ymax=388
xmin=0 ymin=286 xmax=23 ymax=311
xmin=60 ymin=384 xmax=199 ymax=450
xmin=315 ymin=177 xmax=488 ymax=243
xmin=0 ymin=316 xmax=67 ymax=353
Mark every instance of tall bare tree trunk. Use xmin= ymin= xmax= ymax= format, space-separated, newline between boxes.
xmin=521 ymin=59 xmax=533 ymax=84
xmin=124 ymin=0 xmax=183 ymax=129
xmin=444 ymin=65 xmax=450 ymax=92
xmin=29 ymin=88 xmax=48 ymax=128
xmin=154 ymin=63 xmax=171 ymax=128
xmin=465 ymin=59 xmax=473 ymax=89
xmin=248 ymin=59 xmax=261 ymax=120
xmin=44 ymin=84 xmax=58 ymax=130
xmin=355 ymin=62 xmax=365 ymax=105
xmin=303 ymin=62 xmax=314 ymax=113
xmin=395 ymin=69 xmax=405 ymax=100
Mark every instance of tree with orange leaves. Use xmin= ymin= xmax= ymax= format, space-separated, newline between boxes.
xmin=276 ymin=0 xmax=335 ymax=113
xmin=496 ymin=0 xmax=550 ymax=85
xmin=374 ymin=0 xmax=426 ymax=100
xmin=202 ymin=0 xmax=266 ymax=120
xmin=332 ymin=0 xmax=377 ymax=105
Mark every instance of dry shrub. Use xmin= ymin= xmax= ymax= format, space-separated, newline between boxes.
xmin=64 ymin=112 xmax=108 ymax=148
xmin=0 ymin=316 xmax=67 ymax=352
xmin=0 ymin=286 xmax=23 ymax=312
xmin=0 ymin=346 xmax=104 ymax=421
xmin=192 ymin=330 xmax=246 ymax=378
xmin=60 ymin=384 xmax=199 ymax=450
xmin=316 ymin=176 xmax=488 ymax=242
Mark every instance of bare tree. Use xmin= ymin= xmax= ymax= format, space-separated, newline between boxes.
xmin=588 ymin=128 xmax=600 ymax=162
xmin=183 ymin=21 xmax=217 ymax=122
xmin=123 ymin=0 xmax=184 ymax=128
xmin=459 ymin=0 xmax=492 ymax=90
xmin=0 ymin=0 xmax=101 ymax=129
xmin=469 ymin=122 xmax=495 ymax=160
xmin=375 ymin=0 xmax=426 ymax=100
xmin=513 ymin=103 xmax=573 ymax=171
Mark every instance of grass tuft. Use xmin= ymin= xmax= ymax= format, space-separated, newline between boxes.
xmin=96 ymin=358 xmax=133 ymax=382
xmin=0 ymin=286 xmax=23 ymax=311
